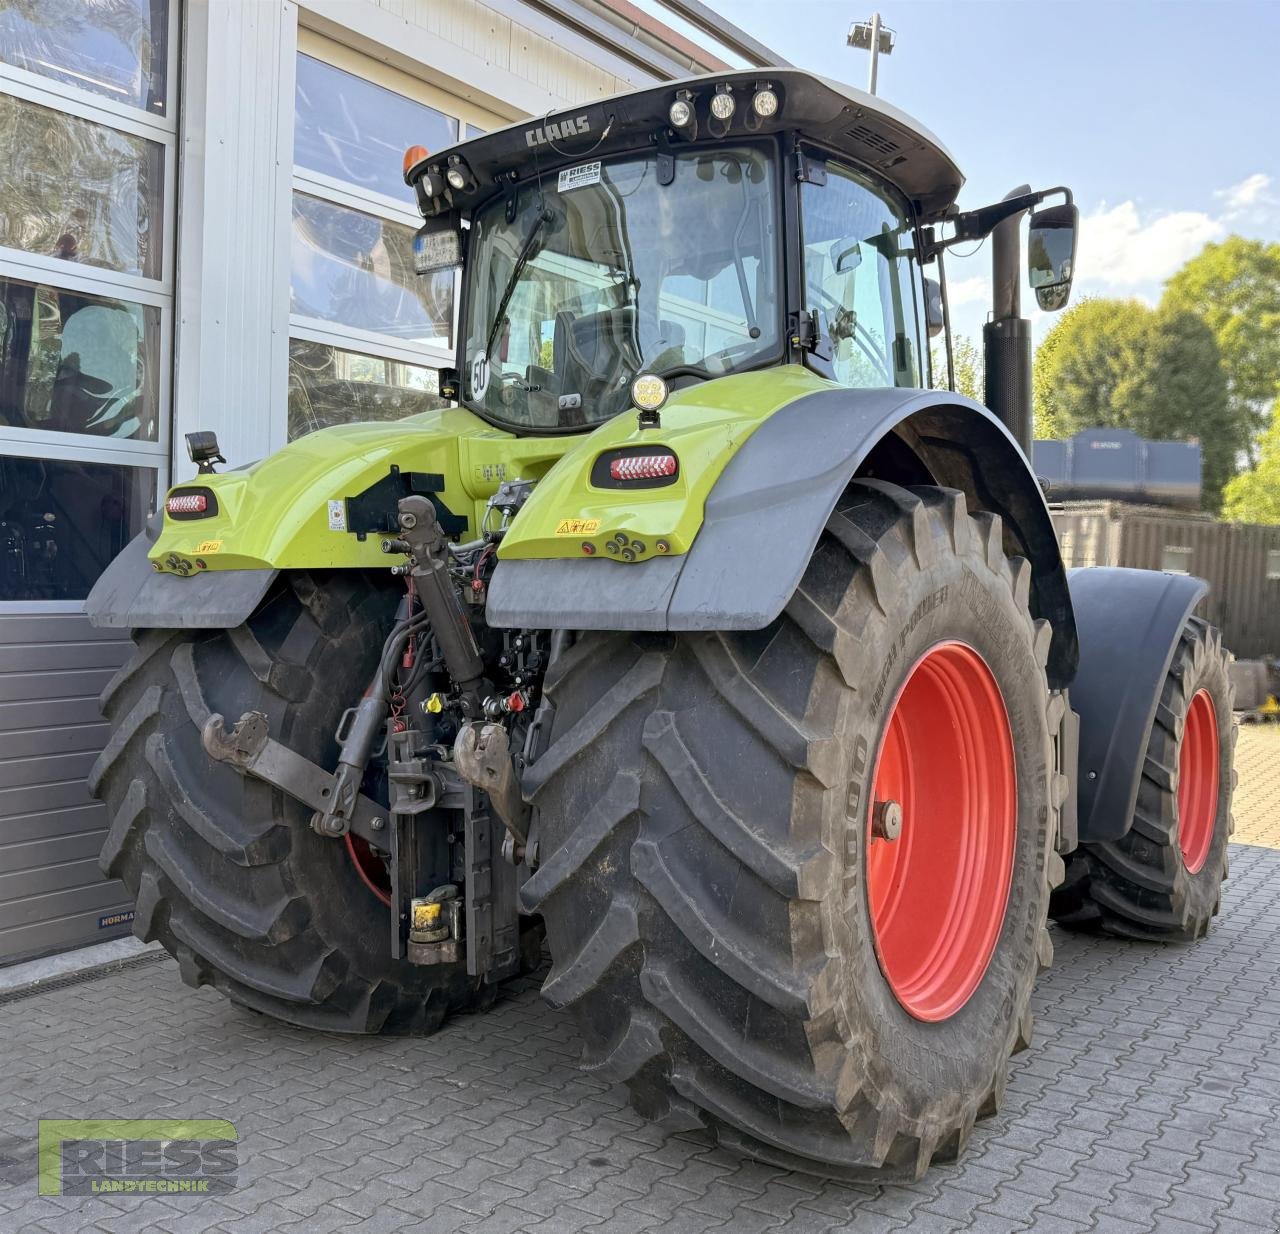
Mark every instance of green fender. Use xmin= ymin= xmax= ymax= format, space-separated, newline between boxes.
xmin=487 ymin=381 xmax=1079 ymax=688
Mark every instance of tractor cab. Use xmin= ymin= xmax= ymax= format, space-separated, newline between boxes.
xmin=406 ymin=68 xmax=1078 ymax=446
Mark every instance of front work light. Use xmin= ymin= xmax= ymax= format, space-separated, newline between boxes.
xmin=631 ymin=373 xmax=669 ymax=412
xmin=752 ymin=86 xmax=779 ymax=119
xmin=668 ymin=98 xmax=693 ymax=128
xmin=445 ymin=155 xmax=474 ymax=193
xmin=710 ymin=85 xmax=736 ymax=121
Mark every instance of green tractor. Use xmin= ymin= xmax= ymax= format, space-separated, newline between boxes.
xmin=87 ymin=68 xmax=1235 ymax=1180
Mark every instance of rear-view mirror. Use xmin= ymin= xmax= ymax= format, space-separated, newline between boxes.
xmin=924 ymin=277 xmax=944 ymax=338
xmin=1027 ymin=203 xmax=1078 ymax=311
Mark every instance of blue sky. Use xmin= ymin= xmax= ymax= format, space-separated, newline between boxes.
xmin=641 ymin=0 xmax=1280 ymax=350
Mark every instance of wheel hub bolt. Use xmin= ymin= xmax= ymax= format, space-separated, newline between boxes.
xmin=872 ymin=799 xmax=903 ymax=841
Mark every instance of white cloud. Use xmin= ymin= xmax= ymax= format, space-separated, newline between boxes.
xmin=946 ymin=275 xmax=988 ymax=306
xmin=1077 ymin=201 xmax=1224 ymax=289
xmin=1216 ymin=172 xmax=1272 ymax=212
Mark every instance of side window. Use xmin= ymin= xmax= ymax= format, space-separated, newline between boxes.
xmin=801 ymin=161 xmax=925 ymax=389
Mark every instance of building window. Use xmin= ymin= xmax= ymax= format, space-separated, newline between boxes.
xmin=294 ymin=53 xmax=455 ymax=205
xmin=1267 ymin=549 xmax=1280 ymax=581
xmin=291 ymin=193 xmax=452 ymax=348
xmin=0 ymin=453 xmax=154 ymax=600
xmin=288 ymin=340 xmax=446 ymax=441
xmin=288 ymin=37 xmax=497 ymax=438
xmin=1161 ymin=545 xmax=1193 ymax=575
xmin=0 ymin=1 xmax=175 ymax=609
xmin=1 ymin=275 xmax=162 ymax=440
xmin=0 ymin=0 xmax=170 ymax=115
xmin=0 ymin=91 xmax=165 ymax=277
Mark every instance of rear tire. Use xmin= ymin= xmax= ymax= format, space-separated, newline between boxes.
xmin=522 ymin=482 xmax=1065 ymax=1180
xmin=90 ymin=571 xmax=505 ymax=1034
xmin=1051 ymin=617 xmax=1235 ymax=941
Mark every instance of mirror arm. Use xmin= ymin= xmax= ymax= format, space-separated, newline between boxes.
xmin=922 ymin=186 xmax=1073 ymax=259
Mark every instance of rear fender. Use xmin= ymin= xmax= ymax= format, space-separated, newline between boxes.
xmin=487 ymin=387 xmax=1079 ymax=686
xmin=86 ymin=514 xmax=279 ymax=629
xmin=1068 ymin=566 xmax=1207 ymax=843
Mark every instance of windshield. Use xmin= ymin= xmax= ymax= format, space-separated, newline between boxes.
xmin=462 ymin=144 xmax=780 ymax=431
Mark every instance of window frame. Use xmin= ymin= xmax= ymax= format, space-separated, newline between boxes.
xmin=796 ymin=146 xmax=931 ymax=391
xmin=0 ymin=1 xmax=179 ymax=611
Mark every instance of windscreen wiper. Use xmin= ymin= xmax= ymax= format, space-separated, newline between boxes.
xmin=484 ymin=206 xmax=555 ymax=359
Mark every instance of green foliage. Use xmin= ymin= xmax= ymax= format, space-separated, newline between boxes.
xmin=1161 ymin=237 xmax=1280 ymax=444
xmin=1033 ymin=296 xmax=1243 ymax=511
xmin=930 ymin=333 xmax=983 ymax=402
xmin=1222 ymin=398 xmax=1280 ymax=524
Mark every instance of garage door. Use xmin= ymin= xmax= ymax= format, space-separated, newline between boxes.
xmin=0 ymin=611 xmax=135 ymax=964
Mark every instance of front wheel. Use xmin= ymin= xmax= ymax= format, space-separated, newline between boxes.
xmin=522 ymin=482 xmax=1066 ymax=1180
xmin=1051 ymin=616 xmax=1235 ymax=940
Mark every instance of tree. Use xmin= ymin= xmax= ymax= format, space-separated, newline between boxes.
xmin=1222 ymin=398 xmax=1280 ymax=524
xmin=931 ymin=333 xmax=983 ymax=401
xmin=1161 ymin=237 xmax=1280 ymax=448
xmin=1033 ymin=299 xmax=1151 ymax=438
xmin=1033 ymin=297 xmax=1244 ymax=511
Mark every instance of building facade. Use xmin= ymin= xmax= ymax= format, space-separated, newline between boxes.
xmin=0 ymin=0 xmax=775 ymax=964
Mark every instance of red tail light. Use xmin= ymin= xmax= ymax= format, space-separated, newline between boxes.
xmin=610 ymin=454 xmax=678 ymax=482
xmin=167 ymin=493 xmax=208 ymax=515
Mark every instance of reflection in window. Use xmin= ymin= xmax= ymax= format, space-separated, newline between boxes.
xmin=1161 ymin=545 xmax=1193 ymax=575
xmin=0 ymin=454 xmax=154 ymax=600
xmin=0 ymin=274 xmax=160 ymax=440
xmin=291 ymin=194 xmax=452 ymax=347
xmin=464 ymin=123 xmax=486 ymax=141
xmin=802 ymin=161 xmax=925 ymax=389
xmin=294 ymin=55 xmax=456 ymax=201
xmin=288 ymin=339 xmax=447 ymax=440
xmin=0 ymin=92 xmax=164 ymax=278
xmin=0 ymin=0 xmax=169 ymax=114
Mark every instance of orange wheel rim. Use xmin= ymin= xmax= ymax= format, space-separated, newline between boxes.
xmin=1177 ymin=689 xmax=1219 ymax=874
xmin=866 ymin=641 xmax=1018 ymax=1022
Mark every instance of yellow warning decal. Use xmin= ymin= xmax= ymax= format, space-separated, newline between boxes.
xmin=194 ymin=540 xmax=223 ymax=554
xmin=554 ymin=519 xmax=600 ymax=536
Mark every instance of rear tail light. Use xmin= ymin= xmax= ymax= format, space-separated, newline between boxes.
xmin=166 ymin=492 xmax=209 ymax=515
xmin=610 ymin=454 xmax=678 ymax=482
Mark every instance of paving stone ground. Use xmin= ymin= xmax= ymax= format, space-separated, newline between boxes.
xmin=2 ymin=730 xmax=1279 ymax=1234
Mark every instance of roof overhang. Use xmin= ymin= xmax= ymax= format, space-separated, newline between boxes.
xmin=407 ymin=69 xmax=964 ymax=222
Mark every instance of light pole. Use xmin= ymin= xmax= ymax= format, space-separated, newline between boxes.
xmin=847 ymin=13 xmax=896 ymax=95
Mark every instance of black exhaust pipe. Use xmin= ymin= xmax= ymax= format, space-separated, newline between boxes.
xmin=983 ymin=184 xmax=1033 ymax=457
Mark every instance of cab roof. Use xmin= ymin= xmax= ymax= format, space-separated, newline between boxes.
xmin=407 ymin=68 xmax=964 ymax=223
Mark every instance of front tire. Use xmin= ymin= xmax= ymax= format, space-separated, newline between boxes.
xmin=1051 ymin=616 xmax=1235 ymax=941
xmin=90 ymin=572 xmax=495 ymax=1034
xmin=522 ymin=482 xmax=1065 ymax=1180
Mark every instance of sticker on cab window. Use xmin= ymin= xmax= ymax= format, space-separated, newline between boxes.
xmin=555 ymin=519 xmax=600 ymax=536
xmin=558 ymin=162 xmax=601 ymax=193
